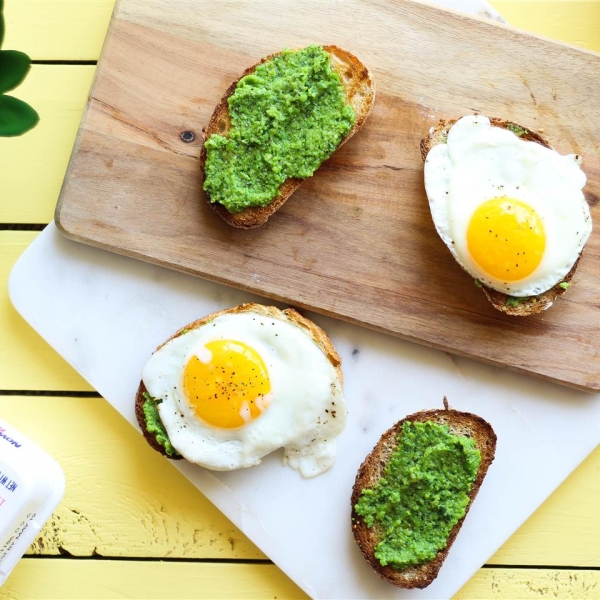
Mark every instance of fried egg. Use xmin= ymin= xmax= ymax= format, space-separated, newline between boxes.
xmin=424 ymin=115 xmax=592 ymax=297
xmin=142 ymin=307 xmax=346 ymax=478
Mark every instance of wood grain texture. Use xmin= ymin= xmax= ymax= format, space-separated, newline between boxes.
xmin=0 ymin=66 xmax=95 ymax=224
xmin=0 ymin=4 xmax=596 ymax=226
xmin=4 ymin=1 xmax=600 ymax=61
xmin=457 ymin=568 xmax=600 ymax=599
xmin=55 ymin=0 xmax=600 ymax=391
xmin=0 ymin=233 xmax=92 ymax=391
xmin=2 ymin=561 xmax=599 ymax=600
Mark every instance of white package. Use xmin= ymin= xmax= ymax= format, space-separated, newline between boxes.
xmin=0 ymin=418 xmax=64 ymax=586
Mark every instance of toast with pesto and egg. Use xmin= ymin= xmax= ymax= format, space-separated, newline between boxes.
xmin=135 ymin=303 xmax=344 ymax=465
xmin=200 ymin=45 xmax=375 ymax=228
xmin=421 ymin=117 xmax=591 ymax=316
xmin=351 ymin=400 xmax=496 ymax=588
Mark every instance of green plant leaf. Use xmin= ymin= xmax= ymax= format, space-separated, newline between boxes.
xmin=0 ymin=95 xmax=39 ymax=136
xmin=0 ymin=50 xmax=31 ymax=93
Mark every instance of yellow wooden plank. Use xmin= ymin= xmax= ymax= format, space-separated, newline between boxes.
xmin=0 ymin=394 xmax=598 ymax=565
xmin=0 ymin=66 xmax=95 ymax=224
xmin=0 ymin=395 xmax=262 ymax=559
xmin=457 ymin=567 xmax=600 ymax=599
xmin=490 ymin=1 xmax=600 ymax=52
xmin=3 ymin=0 xmax=599 ymax=62
xmin=0 ymin=560 xmax=307 ymax=600
xmin=3 ymin=1 xmax=114 ymax=61
xmin=0 ymin=232 xmax=92 ymax=391
xmin=3 ymin=561 xmax=599 ymax=600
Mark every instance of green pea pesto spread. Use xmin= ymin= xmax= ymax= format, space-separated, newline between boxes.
xmin=505 ymin=295 xmax=530 ymax=308
xmin=203 ymin=45 xmax=355 ymax=213
xmin=355 ymin=421 xmax=481 ymax=570
xmin=142 ymin=392 xmax=180 ymax=458
xmin=506 ymin=123 xmax=528 ymax=137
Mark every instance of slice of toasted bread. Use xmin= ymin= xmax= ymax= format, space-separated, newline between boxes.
xmin=135 ymin=303 xmax=343 ymax=459
xmin=351 ymin=400 xmax=496 ymax=588
xmin=200 ymin=45 xmax=375 ymax=228
xmin=421 ymin=118 xmax=582 ymax=316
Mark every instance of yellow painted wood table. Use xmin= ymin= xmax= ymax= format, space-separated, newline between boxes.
xmin=1 ymin=1 xmax=599 ymax=598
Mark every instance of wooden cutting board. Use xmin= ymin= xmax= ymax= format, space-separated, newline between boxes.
xmin=56 ymin=0 xmax=600 ymax=391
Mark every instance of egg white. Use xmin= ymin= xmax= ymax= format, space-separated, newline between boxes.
xmin=424 ymin=115 xmax=592 ymax=296
xmin=142 ymin=311 xmax=346 ymax=478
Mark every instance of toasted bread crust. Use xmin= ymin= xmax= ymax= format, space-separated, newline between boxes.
xmin=420 ymin=118 xmax=582 ymax=316
xmin=419 ymin=118 xmax=551 ymax=162
xmin=135 ymin=303 xmax=343 ymax=458
xmin=351 ymin=403 xmax=497 ymax=588
xmin=200 ymin=45 xmax=376 ymax=228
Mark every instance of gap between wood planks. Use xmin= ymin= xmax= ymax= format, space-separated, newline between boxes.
xmin=0 ymin=224 xmax=48 ymax=231
xmin=31 ymin=60 xmax=97 ymax=66
xmin=21 ymin=553 xmax=600 ymax=570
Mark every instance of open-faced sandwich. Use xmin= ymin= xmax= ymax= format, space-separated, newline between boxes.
xmin=201 ymin=44 xmax=375 ymax=228
xmin=136 ymin=303 xmax=346 ymax=478
xmin=421 ymin=115 xmax=592 ymax=315
xmin=351 ymin=399 xmax=496 ymax=588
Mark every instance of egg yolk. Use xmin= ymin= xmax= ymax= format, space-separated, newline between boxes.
xmin=183 ymin=340 xmax=271 ymax=429
xmin=467 ymin=197 xmax=545 ymax=281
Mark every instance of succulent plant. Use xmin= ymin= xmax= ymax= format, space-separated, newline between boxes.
xmin=0 ymin=0 xmax=39 ymax=136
